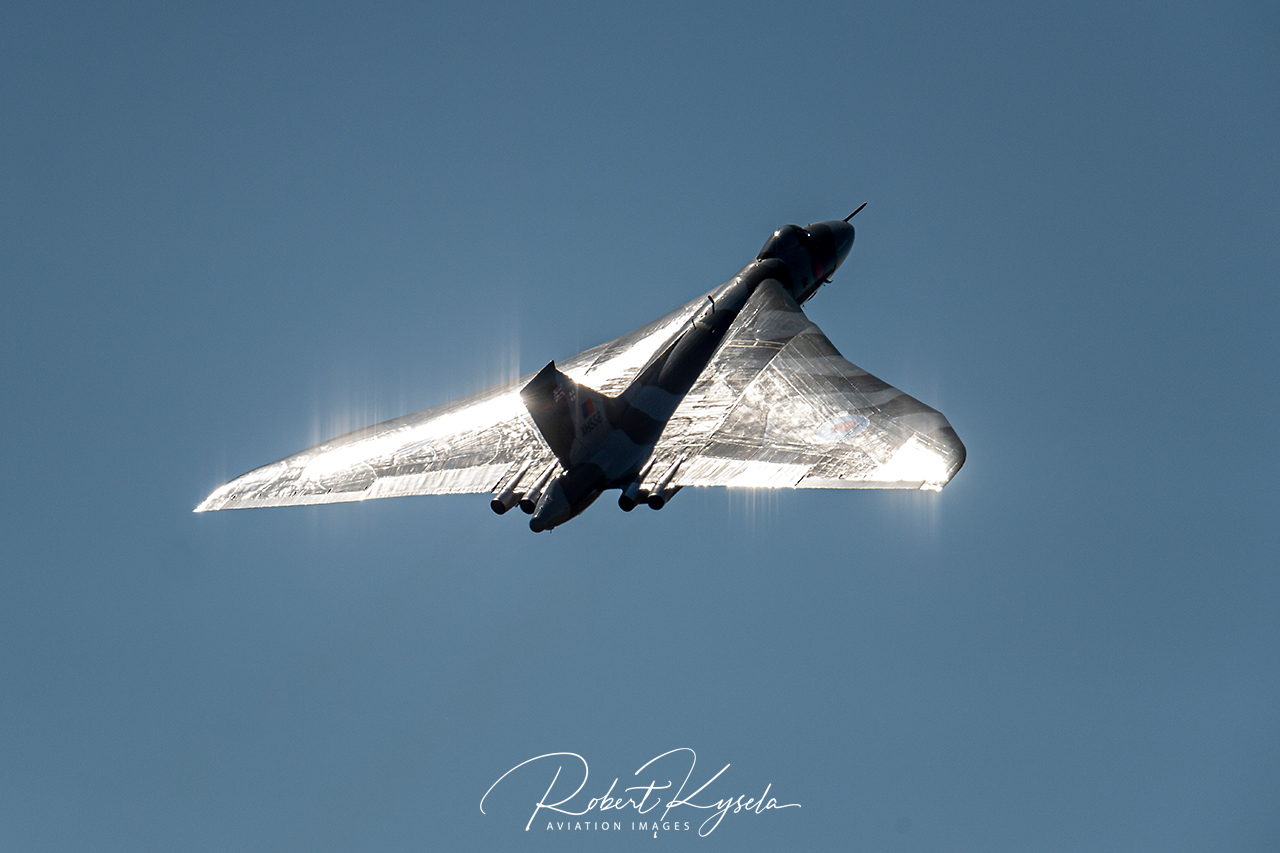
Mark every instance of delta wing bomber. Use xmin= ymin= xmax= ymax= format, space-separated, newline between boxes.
xmin=197 ymin=209 xmax=965 ymax=531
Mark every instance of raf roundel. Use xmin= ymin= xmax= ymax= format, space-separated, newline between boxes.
xmin=817 ymin=412 xmax=869 ymax=442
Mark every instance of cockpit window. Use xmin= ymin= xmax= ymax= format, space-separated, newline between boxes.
xmin=757 ymin=225 xmax=802 ymax=260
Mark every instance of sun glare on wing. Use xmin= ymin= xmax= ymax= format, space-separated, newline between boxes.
xmin=299 ymin=392 xmax=526 ymax=481
xmin=872 ymin=435 xmax=954 ymax=489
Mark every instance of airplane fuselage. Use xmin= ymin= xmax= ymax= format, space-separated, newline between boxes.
xmin=527 ymin=218 xmax=856 ymax=531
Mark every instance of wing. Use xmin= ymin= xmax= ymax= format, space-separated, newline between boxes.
xmin=645 ymin=279 xmax=966 ymax=492
xmin=195 ymin=293 xmax=709 ymax=511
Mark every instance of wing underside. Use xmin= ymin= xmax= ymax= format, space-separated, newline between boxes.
xmin=645 ymin=280 xmax=965 ymax=491
xmin=196 ymin=280 xmax=963 ymax=512
xmin=195 ymin=295 xmax=707 ymax=511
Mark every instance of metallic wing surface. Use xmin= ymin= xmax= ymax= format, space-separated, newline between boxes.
xmin=194 ymin=296 xmax=707 ymax=512
xmin=197 ymin=213 xmax=965 ymax=528
xmin=641 ymin=280 xmax=965 ymax=492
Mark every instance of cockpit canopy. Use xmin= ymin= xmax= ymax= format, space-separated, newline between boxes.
xmin=757 ymin=224 xmax=809 ymax=263
xmin=755 ymin=219 xmax=855 ymax=304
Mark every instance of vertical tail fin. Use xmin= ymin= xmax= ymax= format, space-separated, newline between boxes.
xmin=519 ymin=362 xmax=614 ymax=467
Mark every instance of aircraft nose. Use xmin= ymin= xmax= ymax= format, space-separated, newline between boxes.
xmin=830 ymin=219 xmax=855 ymax=269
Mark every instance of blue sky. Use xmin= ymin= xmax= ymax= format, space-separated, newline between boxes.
xmin=2 ymin=1 xmax=1276 ymax=850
